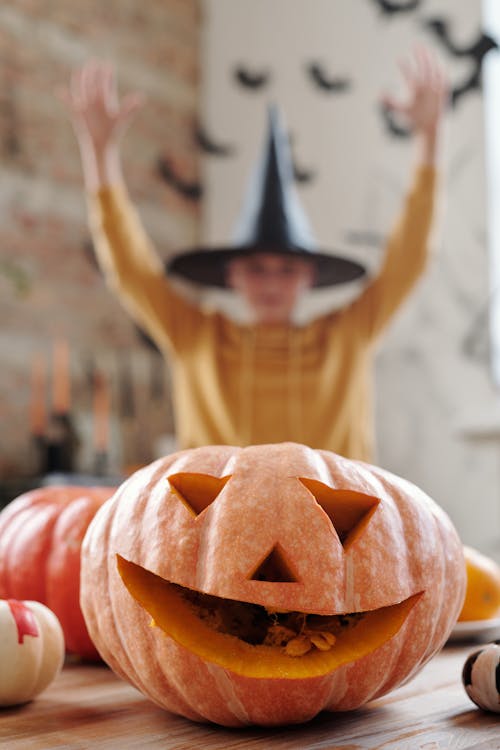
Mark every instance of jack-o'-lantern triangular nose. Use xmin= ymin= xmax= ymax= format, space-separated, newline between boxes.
xmin=249 ymin=544 xmax=299 ymax=583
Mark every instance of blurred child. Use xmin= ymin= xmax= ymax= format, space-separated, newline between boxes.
xmin=61 ymin=47 xmax=446 ymax=460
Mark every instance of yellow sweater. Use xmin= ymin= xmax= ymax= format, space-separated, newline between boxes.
xmin=88 ymin=165 xmax=436 ymax=461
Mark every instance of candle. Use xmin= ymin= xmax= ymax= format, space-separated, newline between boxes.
xmin=52 ymin=338 xmax=70 ymax=415
xmin=30 ymin=353 xmax=47 ymax=437
xmin=93 ymin=371 xmax=110 ymax=454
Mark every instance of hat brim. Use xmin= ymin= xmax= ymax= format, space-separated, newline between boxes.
xmin=167 ymin=245 xmax=366 ymax=288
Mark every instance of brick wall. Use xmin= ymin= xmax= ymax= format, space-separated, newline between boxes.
xmin=0 ymin=0 xmax=201 ymax=478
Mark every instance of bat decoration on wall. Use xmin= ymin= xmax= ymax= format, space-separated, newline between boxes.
xmin=193 ymin=121 xmax=316 ymax=184
xmin=234 ymin=65 xmax=271 ymax=90
xmin=195 ymin=125 xmax=235 ymax=157
xmin=450 ymin=69 xmax=483 ymax=108
xmin=424 ymin=19 xmax=497 ymax=59
xmin=423 ymin=19 xmax=499 ymax=107
xmin=371 ymin=0 xmax=421 ymax=18
xmin=379 ymin=103 xmax=411 ymax=139
xmin=156 ymin=157 xmax=203 ymax=201
xmin=292 ymin=158 xmax=315 ymax=185
xmin=306 ymin=63 xmax=351 ymax=94
xmin=286 ymin=132 xmax=316 ymax=184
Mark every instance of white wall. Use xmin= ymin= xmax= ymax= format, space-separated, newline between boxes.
xmin=201 ymin=0 xmax=500 ymax=555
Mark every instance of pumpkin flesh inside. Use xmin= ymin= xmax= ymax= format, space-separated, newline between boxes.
xmin=117 ymin=555 xmax=421 ymax=679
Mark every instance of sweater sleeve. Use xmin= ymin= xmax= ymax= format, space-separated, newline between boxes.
xmin=347 ymin=165 xmax=437 ymax=340
xmin=87 ymin=185 xmax=203 ymax=354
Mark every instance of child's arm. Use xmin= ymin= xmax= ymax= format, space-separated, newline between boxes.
xmin=347 ymin=46 xmax=447 ymax=339
xmin=60 ymin=61 xmax=201 ymax=354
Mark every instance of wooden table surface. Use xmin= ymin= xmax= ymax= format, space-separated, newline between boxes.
xmin=1 ymin=644 xmax=499 ymax=750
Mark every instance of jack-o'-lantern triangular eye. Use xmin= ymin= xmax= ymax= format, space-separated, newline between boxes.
xmin=299 ymin=477 xmax=380 ymax=547
xmin=168 ymin=473 xmax=231 ymax=517
xmin=249 ymin=544 xmax=299 ymax=583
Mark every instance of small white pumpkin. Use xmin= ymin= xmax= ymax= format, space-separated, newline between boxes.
xmin=0 ymin=599 xmax=65 ymax=706
xmin=462 ymin=642 xmax=500 ymax=713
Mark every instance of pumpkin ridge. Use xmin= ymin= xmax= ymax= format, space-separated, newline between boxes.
xmin=0 ymin=503 xmax=61 ymax=604
xmin=97 ymin=496 xmax=156 ymax=693
xmin=95 ymin=488 xmax=207 ymax=721
xmin=46 ymin=497 xmax=100 ymax=655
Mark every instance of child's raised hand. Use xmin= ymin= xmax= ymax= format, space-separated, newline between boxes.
xmin=57 ymin=61 xmax=144 ymax=154
xmin=381 ymin=45 xmax=448 ymax=137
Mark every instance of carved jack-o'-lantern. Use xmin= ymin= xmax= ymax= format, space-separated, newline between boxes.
xmin=81 ymin=443 xmax=465 ymax=726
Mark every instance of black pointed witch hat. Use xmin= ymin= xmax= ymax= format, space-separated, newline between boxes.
xmin=167 ymin=105 xmax=366 ymax=288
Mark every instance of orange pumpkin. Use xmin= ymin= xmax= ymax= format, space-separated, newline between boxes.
xmin=0 ymin=486 xmax=115 ymax=660
xmin=80 ymin=443 xmax=465 ymax=726
xmin=458 ymin=545 xmax=500 ymax=622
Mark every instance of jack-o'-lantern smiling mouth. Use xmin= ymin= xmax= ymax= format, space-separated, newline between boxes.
xmin=117 ymin=555 xmax=422 ymax=679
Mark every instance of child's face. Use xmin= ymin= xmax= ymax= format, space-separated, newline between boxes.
xmin=226 ymin=253 xmax=316 ymax=323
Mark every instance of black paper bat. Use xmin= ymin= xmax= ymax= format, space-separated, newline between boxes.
xmin=450 ymin=67 xmax=482 ymax=108
xmin=195 ymin=125 xmax=235 ymax=157
xmin=424 ymin=19 xmax=498 ymax=59
xmin=285 ymin=132 xmax=316 ymax=184
xmin=379 ymin=103 xmax=411 ymax=139
xmin=292 ymin=159 xmax=315 ymax=184
xmin=234 ymin=65 xmax=270 ymax=90
xmin=306 ymin=63 xmax=351 ymax=93
xmin=424 ymin=20 xmax=499 ymax=107
xmin=371 ymin=0 xmax=421 ymax=17
xmin=156 ymin=157 xmax=203 ymax=201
